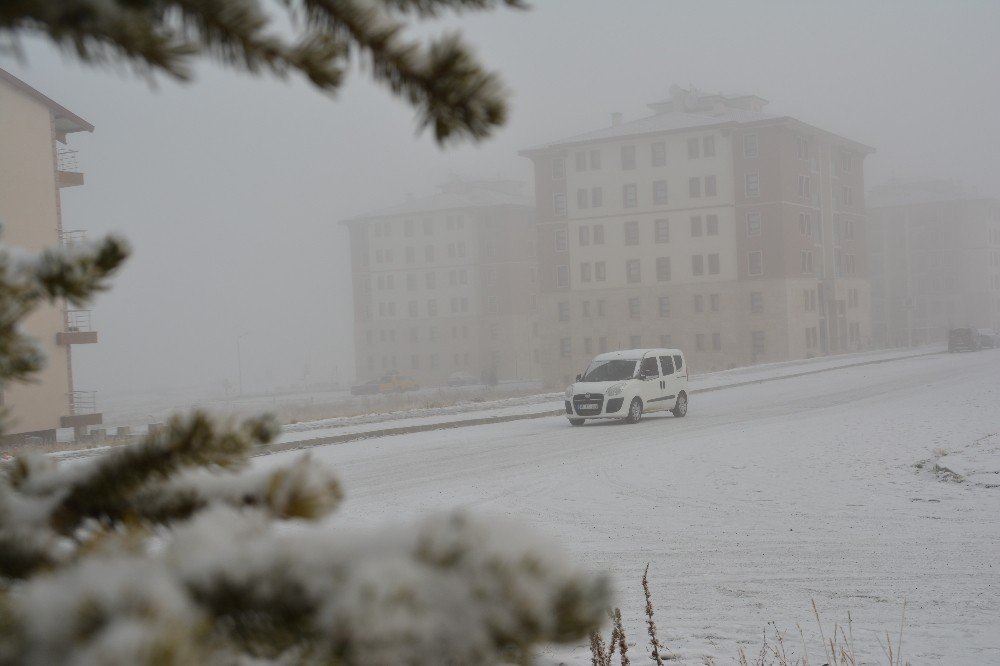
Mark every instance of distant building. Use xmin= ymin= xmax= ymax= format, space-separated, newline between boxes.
xmin=867 ymin=180 xmax=1000 ymax=347
xmin=0 ymin=68 xmax=101 ymax=441
xmin=341 ymin=179 xmax=540 ymax=386
xmin=520 ymin=85 xmax=874 ymax=385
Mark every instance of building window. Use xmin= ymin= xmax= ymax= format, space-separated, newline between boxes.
xmin=408 ymin=301 xmax=418 ymax=317
xmin=841 ymin=150 xmax=854 ymax=173
xmin=425 ymin=272 xmax=436 ymax=289
xmin=623 ymin=183 xmax=638 ymax=208
xmin=427 ymin=299 xmax=438 ymax=316
xmin=804 ymin=289 xmax=816 ymax=311
xmin=590 ymin=149 xmax=601 ymax=169
xmin=652 ymin=141 xmax=666 ymax=167
xmin=691 ymin=216 xmax=703 ymax=237
xmin=625 ymin=220 xmax=640 ymax=245
xmin=653 ymin=180 xmax=669 ymax=205
xmin=655 ymin=219 xmax=670 ymax=243
xmin=584 ymin=337 xmax=593 ymax=354
xmin=552 ymin=157 xmax=565 ymax=179
xmin=597 ymin=300 xmax=606 ymax=317
xmin=556 ymin=265 xmax=569 ymax=287
xmin=687 ymin=137 xmax=699 ymax=159
xmin=795 ymin=135 xmax=809 ymax=160
xmin=580 ymin=262 xmax=592 ymax=282
xmin=579 ymin=225 xmax=590 ymax=246
xmin=407 ymin=273 xmax=416 ymax=290
xmin=750 ymin=291 xmax=763 ymax=313
xmin=743 ymin=133 xmax=758 ymax=158
xmin=558 ymin=301 xmax=570 ymax=321
xmin=599 ymin=336 xmax=608 ymax=352
xmin=696 ymin=333 xmax=705 ymax=351
xmin=844 ymin=219 xmax=854 ymax=240
xmin=658 ymin=296 xmax=670 ymax=317
xmin=560 ymin=337 xmax=571 ymax=357
xmin=626 ymin=259 xmax=641 ymax=283
xmin=706 ymin=214 xmax=719 ymax=236
xmin=708 ymin=253 xmax=720 ymax=275
xmin=630 ymin=335 xmax=642 ymax=348
xmin=595 ymin=261 xmax=606 ymax=282
xmin=423 ymin=218 xmax=433 ymax=235
xmin=692 ymin=255 xmax=704 ymax=276
xmin=555 ymin=228 xmax=568 ymax=252
xmin=486 ymin=268 xmax=497 ymax=286
xmin=705 ymin=175 xmax=717 ymax=197
xmin=628 ymin=298 xmax=641 ymax=319
xmin=842 ymin=186 xmax=854 ymax=206
xmin=660 ymin=334 xmax=672 ymax=348
xmin=746 ymin=211 xmax=762 ymax=236
xmin=745 ymin=172 xmax=760 ymax=197
xmin=553 ymin=193 xmax=567 ymax=217
xmin=798 ymin=174 xmax=810 ymax=199
xmin=709 ymin=293 xmax=720 ymax=312
xmin=575 ymin=151 xmax=587 ymax=172
xmin=752 ymin=330 xmax=766 ymax=356
xmin=712 ymin=332 xmax=722 ymax=351
xmin=656 ymin=257 xmax=671 ymax=282
xmin=591 ymin=187 xmax=603 ymax=207
xmin=621 ymin=145 xmax=636 ymax=170
xmin=689 ymin=177 xmax=701 ymax=198
xmin=581 ymin=300 xmax=591 ymax=317
xmin=847 ymin=254 xmax=856 ymax=274
xmin=703 ymin=135 xmax=715 ymax=157
xmin=593 ymin=224 xmax=605 ymax=244
xmin=801 ymin=250 xmax=814 ymax=274
xmin=748 ymin=251 xmax=763 ymax=276
xmin=694 ymin=294 xmax=704 ymax=313
xmin=799 ymin=212 xmax=812 ymax=236
xmin=577 ymin=188 xmax=588 ymax=209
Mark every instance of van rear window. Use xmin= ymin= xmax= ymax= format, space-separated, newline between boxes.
xmin=673 ymin=354 xmax=683 ymax=370
xmin=659 ymin=355 xmax=674 ymax=374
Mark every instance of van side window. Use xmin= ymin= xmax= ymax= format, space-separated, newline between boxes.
xmin=640 ymin=357 xmax=659 ymax=378
xmin=673 ymin=354 xmax=683 ymax=371
xmin=659 ymin=355 xmax=674 ymax=375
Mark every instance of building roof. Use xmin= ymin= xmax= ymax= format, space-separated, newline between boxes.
xmin=0 ymin=68 xmax=94 ymax=138
xmin=520 ymin=85 xmax=874 ymax=155
xmin=342 ymin=180 xmax=532 ymax=224
xmin=867 ymin=180 xmax=998 ymax=208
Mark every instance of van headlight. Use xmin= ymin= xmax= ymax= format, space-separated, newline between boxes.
xmin=605 ymin=382 xmax=626 ymax=397
xmin=565 ymin=386 xmax=574 ymax=400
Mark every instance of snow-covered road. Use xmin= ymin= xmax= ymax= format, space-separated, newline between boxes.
xmin=262 ymin=350 xmax=1000 ymax=664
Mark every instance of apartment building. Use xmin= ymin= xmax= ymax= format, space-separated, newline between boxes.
xmin=342 ymin=179 xmax=539 ymax=386
xmin=521 ymin=86 xmax=874 ymax=385
xmin=867 ymin=180 xmax=1000 ymax=347
xmin=0 ymin=68 xmax=102 ymax=441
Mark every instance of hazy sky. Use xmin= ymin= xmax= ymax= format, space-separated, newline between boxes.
xmin=3 ymin=0 xmax=999 ymax=399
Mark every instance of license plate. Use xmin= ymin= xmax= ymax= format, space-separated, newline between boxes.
xmin=578 ymin=404 xmax=598 ymax=411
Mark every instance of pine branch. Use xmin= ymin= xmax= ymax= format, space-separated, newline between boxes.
xmin=30 ymin=235 xmax=130 ymax=307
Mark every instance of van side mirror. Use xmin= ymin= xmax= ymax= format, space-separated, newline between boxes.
xmin=575 ymin=373 xmax=582 ymax=382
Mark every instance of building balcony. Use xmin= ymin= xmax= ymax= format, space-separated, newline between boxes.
xmin=56 ymin=148 xmax=84 ymax=188
xmin=57 ymin=309 xmax=98 ymax=345
xmin=60 ymin=390 xmax=102 ymax=428
xmin=59 ymin=229 xmax=87 ymax=248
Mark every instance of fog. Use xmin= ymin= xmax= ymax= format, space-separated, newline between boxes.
xmin=4 ymin=0 xmax=999 ymax=403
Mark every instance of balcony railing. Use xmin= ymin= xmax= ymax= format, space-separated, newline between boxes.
xmin=57 ymin=148 xmax=80 ymax=173
xmin=61 ymin=390 xmax=102 ymax=428
xmin=66 ymin=309 xmax=92 ymax=332
xmin=69 ymin=390 xmax=97 ymax=415
xmin=59 ymin=229 xmax=88 ymax=248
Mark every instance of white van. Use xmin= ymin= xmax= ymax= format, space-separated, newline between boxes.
xmin=564 ymin=348 xmax=688 ymax=425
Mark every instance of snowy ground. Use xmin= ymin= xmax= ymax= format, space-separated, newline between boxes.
xmin=257 ymin=348 xmax=1000 ymax=664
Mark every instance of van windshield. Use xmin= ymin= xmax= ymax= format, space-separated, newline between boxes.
xmin=580 ymin=359 xmax=638 ymax=382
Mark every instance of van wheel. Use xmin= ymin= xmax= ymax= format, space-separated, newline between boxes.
xmin=568 ymin=418 xmax=585 ymax=426
xmin=624 ymin=398 xmax=643 ymax=424
xmin=672 ymin=392 xmax=688 ymax=418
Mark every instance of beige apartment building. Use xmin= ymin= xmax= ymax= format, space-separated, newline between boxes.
xmin=0 ymin=69 xmax=102 ymax=441
xmin=867 ymin=180 xmax=1000 ymax=347
xmin=521 ymin=86 xmax=874 ymax=385
xmin=342 ymin=179 xmax=540 ymax=386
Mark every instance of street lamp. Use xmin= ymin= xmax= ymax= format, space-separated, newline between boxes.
xmin=236 ymin=332 xmax=248 ymax=395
